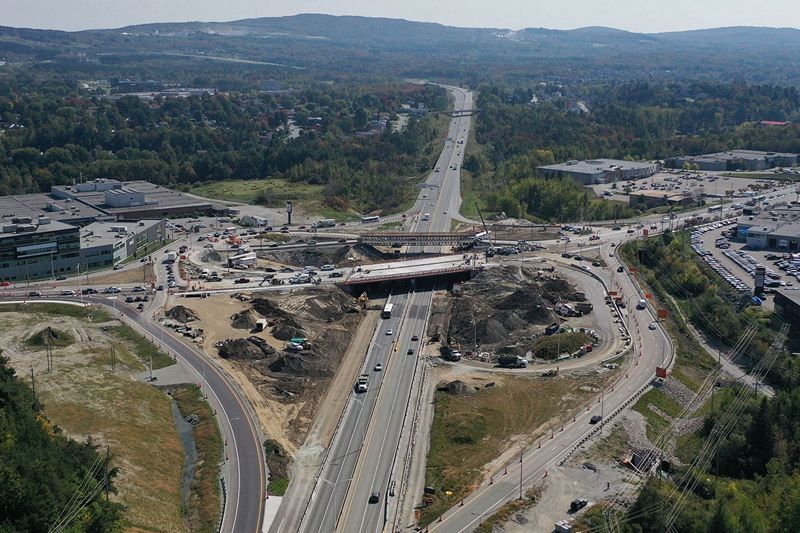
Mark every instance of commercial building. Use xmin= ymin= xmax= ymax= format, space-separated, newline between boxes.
xmin=737 ymin=207 xmax=800 ymax=250
xmin=774 ymin=291 xmax=800 ymax=332
xmin=0 ymin=217 xmax=81 ymax=282
xmin=537 ymin=159 xmax=659 ymax=185
xmin=51 ymin=179 xmax=213 ymax=220
xmin=628 ymin=189 xmax=695 ymax=209
xmin=80 ymin=219 xmax=166 ymax=269
xmin=0 ymin=193 xmax=108 ymax=226
xmin=667 ymin=150 xmax=798 ymax=171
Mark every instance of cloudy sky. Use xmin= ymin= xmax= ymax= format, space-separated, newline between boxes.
xmin=1 ymin=0 xmax=798 ymax=33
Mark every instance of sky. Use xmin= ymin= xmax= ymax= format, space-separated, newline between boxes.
xmin=1 ymin=0 xmax=799 ymax=33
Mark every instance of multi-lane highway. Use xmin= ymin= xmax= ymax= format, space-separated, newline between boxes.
xmin=292 ymin=86 xmax=473 ymax=533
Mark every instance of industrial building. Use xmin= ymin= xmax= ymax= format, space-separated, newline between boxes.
xmin=737 ymin=207 xmax=800 ymax=250
xmin=775 ymin=291 xmax=800 ymax=332
xmin=537 ymin=159 xmax=659 ymax=185
xmin=80 ymin=219 xmax=166 ymax=270
xmin=51 ymin=179 xmax=213 ymax=220
xmin=628 ymin=189 xmax=695 ymax=209
xmin=0 ymin=216 xmax=81 ymax=282
xmin=667 ymin=150 xmax=798 ymax=171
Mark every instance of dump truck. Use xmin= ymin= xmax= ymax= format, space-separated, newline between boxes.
xmin=498 ymin=355 xmax=528 ymax=368
xmin=576 ymin=301 xmax=593 ymax=314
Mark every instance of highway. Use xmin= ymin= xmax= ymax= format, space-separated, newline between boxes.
xmin=428 ymin=236 xmax=673 ymax=532
xmin=292 ymin=85 xmax=473 ymax=533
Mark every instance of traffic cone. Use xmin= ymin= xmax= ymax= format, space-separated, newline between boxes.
xmin=490 ymin=476 xmax=494 ymax=485
xmin=573 ymin=415 xmax=576 ymax=422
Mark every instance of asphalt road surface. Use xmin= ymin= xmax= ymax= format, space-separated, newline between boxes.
xmin=294 ymin=86 xmax=473 ymax=533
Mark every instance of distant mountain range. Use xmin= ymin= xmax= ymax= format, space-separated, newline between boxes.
xmin=2 ymin=14 xmax=800 ymax=84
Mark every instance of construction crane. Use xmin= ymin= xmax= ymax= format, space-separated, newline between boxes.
xmin=474 ymin=202 xmax=495 ymax=250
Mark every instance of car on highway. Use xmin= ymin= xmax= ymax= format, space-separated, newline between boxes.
xmin=56 ymin=275 xmax=67 ymax=280
xmin=113 ymin=265 xmax=123 ymax=270
xmin=411 ymin=335 xmax=419 ymax=341
xmin=329 ymin=272 xmax=343 ymax=278
xmin=132 ymin=286 xmax=146 ymax=292
xmin=561 ymin=252 xmax=573 ymax=258
xmin=617 ymin=266 xmax=624 ymax=272
xmin=338 ymin=238 xmax=347 ymax=243
xmin=281 ymin=267 xmax=294 ymax=273
xmin=81 ymin=288 xmax=98 ymax=295
xmin=573 ymin=255 xmax=583 ymax=261
xmin=407 ymin=348 xmax=414 ymax=355
xmin=234 ymin=278 xmax=250 ymax=284
xmin=104 ymin=287 xmax=121 ymax=293
xmin=374 ymin=363 xmax=383 ymax=372
xmin=27 ymin=291 xmax=41 ymax=297
xmin=592 ymin=261 xmax=602 ymax=267
xmin=156 ymin=285 xmax=164 ymax=291
xmin=60 ymin=289 xmax=75 ymax=296
xmin=369 ymin=492 xmax=380 ymax=504
xmin=386 ymin=329 xmax=393 ymax=336
xmin=307 ymin=240 xmax=317 ymax=246
xmin=649 ymin=322 xmax=658 ymax=330
xmin=590 ymin=415 xmax=603 ymax=424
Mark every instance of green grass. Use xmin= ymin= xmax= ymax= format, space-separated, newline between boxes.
xmin=172 ymin=385 xmax=223 ymax=533
xmin=378 ymin=221 xmax=403 ymax=230
xmin=420 ymin=375 xmax=600 ymax=526
xmin=121 ymin=239 xmax=172 ymax=265
xmin=24 ymin=327 xmax=75 ymax=349
xmin=190 ymin=178 xmax=325 ymax=206
xmin=531 ymin=332 xmax=592 ymax=359
xmin=268 ymin=477 xmax=289 ymax=496
xmin=632 ymin=388 xmax=684 ymax=442
xmin=0 ymin=303 xmax=112 ymax=323
xmin=108 ymin=324 xmax=175 ymax=370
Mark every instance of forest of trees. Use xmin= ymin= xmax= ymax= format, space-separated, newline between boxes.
xmin=0 ymin=82 xmax=447 ymax=212
xmin=0 ymin=356 xmax=122 ymax=531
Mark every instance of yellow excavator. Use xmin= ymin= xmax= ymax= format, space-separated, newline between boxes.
xmin=357 ymin=291 xmax=369 ymax=309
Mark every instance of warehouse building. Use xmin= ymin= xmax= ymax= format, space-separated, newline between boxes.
xmin=775 ymin=291 xmax=800 ymax=332
xmin=537 ymin=159 xmax=659 ymax=185
xmin=51 ymin=179 xmax=213 ymax=220
xmin=667 ymin=150 xmax=798 ymax=171
xmin=628 ymin=189 xmax=696 ymax=209
xmin=0 ymin=217 xmax=81 ymax=282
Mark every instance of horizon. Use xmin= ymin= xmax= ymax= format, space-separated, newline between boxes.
xmin=2 ymin=1 xmax=800 ymax=34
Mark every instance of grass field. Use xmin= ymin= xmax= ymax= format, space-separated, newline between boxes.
xmin=191 ymin=178 xmax=325 ymax=206
xmin=531 ymin=332 xmax=592 ymax=359
xmin=172 ymin=385 xmax=224 ymax=533
xmin=632 ymin=388 xmax=685 ymax=442
xmin=419 ymin=374 xmax=602 ymax=525
xmin=0 ymin=302 xmax=112 ymax=322
xmin=108 ymin=324 xmax=175 ymax=370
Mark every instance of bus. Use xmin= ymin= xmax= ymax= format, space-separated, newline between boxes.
xmin=707 ymin=205 xmax=723 ymax=213
xmin=361 ymin=215 xmax=380 ymax=224
xmin=382 ymin=303 xmax=394 ymax=319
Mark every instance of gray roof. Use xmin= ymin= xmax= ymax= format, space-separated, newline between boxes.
xmin=80 ymin=219 xmax=162 ymax=248
xmin=539 ymin=158 xmax=656 ymax=174
xmin=0 ymin=219 xmax=76 ymax=240
xmin=0 ymin=193 xmax=107 ymax=223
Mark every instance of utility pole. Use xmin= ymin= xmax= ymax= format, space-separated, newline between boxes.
xmin=149 ymin=355 xmax=153 ymax=382
xmin=519 ymin=451 xmax=523 ymax=500
xmin=30 ymin=368 xmax=36 ymax=408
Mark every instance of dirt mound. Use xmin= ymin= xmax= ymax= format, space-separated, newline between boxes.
xmin=251 ymin=298 xmax=291 ymax=319
xmin=294 ymin=288 xmax=358 ymax=322
xmin=440 ymin=380 xmax=475 ymax=395
xmin=25 ymin=327 xmax=75 ymax=348
xmin=264 ymin=439 xmax=291 ymax=481
xmin=201 ymin=250 xmax=222 ymax=263
xmin=272 ymin=323 xmax=307 ymax=341
xmin=166 ymin=305 xmax=198 ymax=323
xmin=231 ymin=309 xmax=262 ymax=330
xmin=268 ymin=353 xmax=333 ymax=378
xmin=217 ymin=336 xmax=276 ymax=360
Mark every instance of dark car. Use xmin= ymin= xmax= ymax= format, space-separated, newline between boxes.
xmin=570 ymin=498 xmax=588 ymax=512
xmin=264 ymin=267 xmax=277 ymax=273
xmin=368 ymin=492 xmax=380 ymax=504
xmin=281 ymin=267 xmax=294 ymax=273
xmin=561 ymin=252 xmax=573 ymax=258
xmin=234 ymin=278 xmax=250 ymax=284
xmin=56 ymin=275 xmax=67 ymax=281
xmin=411 ymin=335 xmax=419 ymax=341
xmin=617 ymin=266 xmax=624 ymax=273
xmin=573 ymin=255 xmax=583 ymax=261
xmin=590 ymin=415 xmax=603 ymax=424
xmin=592 ymin=261 xmax=602 ymax=267
xmin=125 ymin=296 xmax=135 ymax=303
xmin=407 ymin=348 xmax=414 ymax=355
xmin=157 ymin=285 xmax=164 ymax=291
xmin=208 ymin=276 xmax=223 ymax=282
xmin=82 ymin=288 xmax=98 ymax=295
xmin=137 ymin=303 xmax=144 ymax=310
xmin=338 ymin=238 xmax=347 ymax=243
xmin=329 ymin=272 xmax=343 ymax=278
xmin=27 ymin=291 xmax=41 ymax=297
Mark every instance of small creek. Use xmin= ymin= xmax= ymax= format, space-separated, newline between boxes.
xmin=171 ymin=399 xmax=198 ymax=513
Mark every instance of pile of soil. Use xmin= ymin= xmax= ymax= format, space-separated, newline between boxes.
xmin=268 ymin=353 xmax=333 ymax=378
xmin=201 ymin=250 xmax=222 ymax=263
xmin=446 ymin=264 xmax=567 ymax=351
xmin=252 ymin=298 xmax=291 ymax=320
xmin=295 ymin=288 xmax=359 ymax=322
xmin=264 ymin=439 xmax=291 ymax=481
xmin=166 ymin=305 xmax=198 ymax=323
xmin=259 ymin=244 xmax=381 ymax=269
xmin=218 ymin=336 xmax=276 ymax=360
xmin=25 ymin=327 xmax=75 ymax=348
xmin=231 ymin=309 xmax=262 ymax=330
xmin=272 ymin=321 xmax=306 ymax=341
xmin=439 ymin=380 xmax=476 ymax=396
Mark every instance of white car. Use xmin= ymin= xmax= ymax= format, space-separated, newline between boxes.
xmin=374 ymin=363 xmax=384 ymax=372
xmin=649 ymin=322 xmax=657 ymax=330
xmin=385 ymin=329 xmax=394 ymax=336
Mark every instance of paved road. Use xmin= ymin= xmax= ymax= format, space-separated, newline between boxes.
xmin=292 ymin=86 xmax=473 ymax=533
xmin=428 ymin=236 xmax=673 ymax=532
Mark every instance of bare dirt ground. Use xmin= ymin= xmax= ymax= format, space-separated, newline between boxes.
xmin=0 ymin=310 xmax=184 ymax=533
xmin=256 ymin=243 xmax=389 ymax=270
xmin=172 ymin=286 xmax=364 ymax=457
xmin=88 ymin=263 xmax=156 ymax=285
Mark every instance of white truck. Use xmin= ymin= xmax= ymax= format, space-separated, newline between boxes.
xmin=164 ymin=252 xmax=177 ymax=264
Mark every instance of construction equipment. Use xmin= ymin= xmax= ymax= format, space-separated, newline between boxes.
xmin=357 ymin=291 xmax=369 ymax=309
xmin=474 ymin=202 xmax=494 ymax=248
